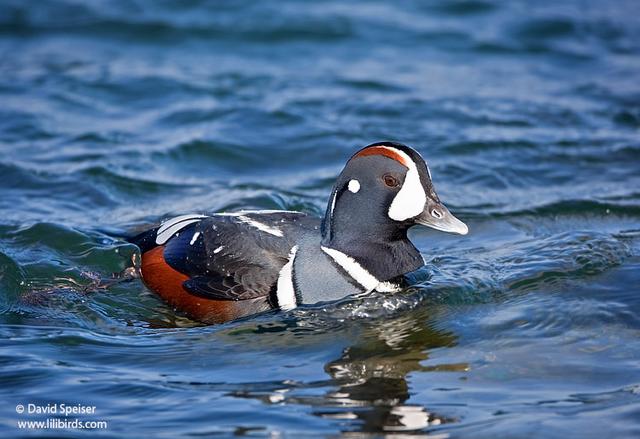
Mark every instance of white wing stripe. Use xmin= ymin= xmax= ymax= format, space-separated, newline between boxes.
xmin=155 ymin=214 xmax=207 ymax=245
xmin=237 ymin=216 xmax=284 ymax=237
xmin=214 ymin=210 xmax=302 ymax=216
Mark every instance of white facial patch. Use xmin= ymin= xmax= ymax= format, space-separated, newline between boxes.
xmin=384 ymin=148 xmax=427 ymax=222
xmin=348 ymin=179 xmax=360 ymax=193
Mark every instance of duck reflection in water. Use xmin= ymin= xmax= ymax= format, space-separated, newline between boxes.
xmin=233 ymin=307 xmax=465 ymax=436
xmin=315 ymin=311 xmax=463 ymax=435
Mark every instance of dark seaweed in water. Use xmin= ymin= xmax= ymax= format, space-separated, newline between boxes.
xmin=1 ymin=0 xmax=640 ymax=437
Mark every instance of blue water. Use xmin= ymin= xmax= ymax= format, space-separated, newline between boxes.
xmin=1 ymin=1 xmax=639 ymax=437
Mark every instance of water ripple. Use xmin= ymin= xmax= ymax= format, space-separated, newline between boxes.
xmin=2 ymin=0 xmax=640 ymax=436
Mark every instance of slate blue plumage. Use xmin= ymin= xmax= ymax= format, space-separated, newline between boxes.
xmin=130 ymin=142 xmax=468 ymax=323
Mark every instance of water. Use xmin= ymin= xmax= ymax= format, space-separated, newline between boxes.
xmin=1 ymin=0 xmax=639 ymax=437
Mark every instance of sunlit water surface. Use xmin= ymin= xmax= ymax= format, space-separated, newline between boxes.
xmin=1 ymin=1 xmax=639 ymax=437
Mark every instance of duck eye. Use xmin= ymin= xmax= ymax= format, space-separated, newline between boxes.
xmin=383 ymin=174 xmax=400 ymax=188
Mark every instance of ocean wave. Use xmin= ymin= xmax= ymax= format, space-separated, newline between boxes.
xmin=500 ymin=199 xmax=640 ymax=218
xmin=0 ymin=1 xmax=353 ymax=43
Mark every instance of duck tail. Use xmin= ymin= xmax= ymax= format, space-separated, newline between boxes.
xmin=126 ymin=227 xmax=160 ymax=254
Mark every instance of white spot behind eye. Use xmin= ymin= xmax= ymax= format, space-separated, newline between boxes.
xmin=348 ymin=179 xmax=360 ymax=193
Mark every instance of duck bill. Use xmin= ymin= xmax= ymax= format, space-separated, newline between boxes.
xmin=415 ymin=200 xmax=468 ymax=235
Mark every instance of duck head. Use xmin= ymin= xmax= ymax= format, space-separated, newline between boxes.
xmin=322 ymin=141 xmax=468 ymax=248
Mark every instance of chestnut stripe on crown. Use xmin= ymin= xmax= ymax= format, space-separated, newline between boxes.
xmin=354 ymin=146 xmax=410 ymax=168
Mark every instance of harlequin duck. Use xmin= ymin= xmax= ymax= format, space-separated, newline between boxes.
xmin=129 ymin=142 xmax=468 ymax=324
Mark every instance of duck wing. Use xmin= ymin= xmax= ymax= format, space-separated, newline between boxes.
xmin=135 ymin=212 xmax=319 ymax=301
